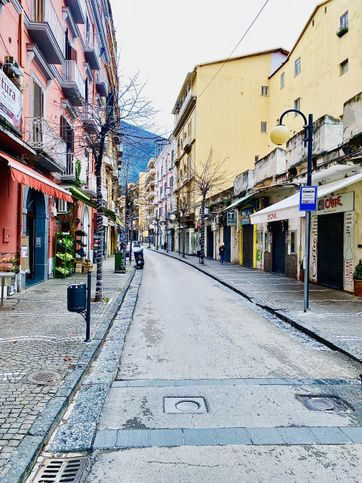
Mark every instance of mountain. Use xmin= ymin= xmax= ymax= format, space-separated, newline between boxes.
xmin=120 ymin=121 xmax=166 ymax=184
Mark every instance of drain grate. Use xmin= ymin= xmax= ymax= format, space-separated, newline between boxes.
xmin=26 ymin=370 xmax=64 ymax=385
xmin=164 ymin=397 xmax=207 ymax=414
xmin=33 ymin=457 xmax=88 ymax=483
xmin=297 ymin=395 xmax=353 ymax=412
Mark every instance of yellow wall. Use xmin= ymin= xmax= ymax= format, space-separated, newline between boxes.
xmin=194 ymin=52 xmax=281 ymax=183
xmin=268 ymin=0 xmax=362 ymax=132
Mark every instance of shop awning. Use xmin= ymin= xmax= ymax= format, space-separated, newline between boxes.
xmin=1 ymin=153 xmax=72 ymax=203
xmin=69 ymin=186 xmax=96 ymax=207
xmin=250 ymin=172 xmax=362 ymax=225
xmin=221 ymin=193 xmax=253 ymax=212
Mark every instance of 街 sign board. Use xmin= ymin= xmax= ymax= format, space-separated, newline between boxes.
xmin=299 ymin=186 xmax=317 ymax=211
xmin=0 ymin=69 xmax=23 ymax=132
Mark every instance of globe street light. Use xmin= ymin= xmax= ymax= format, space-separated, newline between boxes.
xmin=270 ymin=109 xmax=313 ymax=312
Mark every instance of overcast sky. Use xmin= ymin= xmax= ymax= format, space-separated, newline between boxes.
xmin=111 ymin=0 xmax=321 ymax=135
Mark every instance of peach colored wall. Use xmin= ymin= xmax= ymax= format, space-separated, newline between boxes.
xmin=0 ymin=164 xmax=19 ymax=256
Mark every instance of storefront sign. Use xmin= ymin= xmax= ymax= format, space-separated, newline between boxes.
xmin=240 ymin=208 xmax=253 ymax=225
xmin=0 ymin=69 xmax=22 ymax=132
xmin=343 ymin=211 xmax=354 ymax=292
xmin=299 ymin=186 xmax=317 ymax=211
xmin=310 ymin=216 xmax=318 ymax=282
xmin=227 ymin=211 xmax=236 ymax=226
xmin=318 ymin=192 xmax=354 ymax=215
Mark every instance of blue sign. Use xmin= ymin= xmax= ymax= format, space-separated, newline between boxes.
xmin=299 ymin=186 xmax=317 ymax=211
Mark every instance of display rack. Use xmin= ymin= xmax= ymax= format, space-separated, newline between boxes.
xmin=55 ymin=232 xmax=74 ymax=278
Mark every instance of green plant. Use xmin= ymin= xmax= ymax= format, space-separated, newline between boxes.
xmin=353 ymin=260 xmax=362 ymax=280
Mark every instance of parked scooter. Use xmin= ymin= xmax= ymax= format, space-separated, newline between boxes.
xmin=133 ymin=247 xmax=144 ymax=269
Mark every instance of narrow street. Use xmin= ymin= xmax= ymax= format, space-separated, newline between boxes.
xmin=68 ymin=250 xmax=362 ymax=482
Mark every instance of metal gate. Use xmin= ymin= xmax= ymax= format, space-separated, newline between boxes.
xmin=271 ymin=221 xmax=286 ymax=274
xmin=224 ymin=225 xmax=231 ymax=262
xmin=317 ymin=212 xmax=344 ymax=289
xmin=242 ymin=225 xmax=253 ymax=268
xmin=206 ymin=225 xmax=213 ymax=258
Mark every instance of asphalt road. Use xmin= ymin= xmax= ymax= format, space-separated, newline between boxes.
xmin=85 ymin=250 xmax=362 ymax=482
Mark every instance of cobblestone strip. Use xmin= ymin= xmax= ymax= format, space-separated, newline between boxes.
xmin=93 ymin=425 xmax=362 ymax=450
xmin=48 ymin=270 xmax=143 ymax=454
xmin=150 ymin=249 xmax=362 ymax=364
xmin=0 ymin=269 xmax=136 ymax=483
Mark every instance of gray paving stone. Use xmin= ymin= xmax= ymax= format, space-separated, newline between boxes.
xmin=277 ymin=427 xmax=318 ymax=444
xmin=310 ymin=426 xmax=352 ymax=444
xmin=117 ymin=429 xmax=150 ymax=448
xmin=339 ymin=426 xmax=362 ymax=443
xmin=214 ymin=427 xmax=252 ymax=445
xmin=182 ymin=428 xmax=218 ymax=446
xmin=247 ymin=427 xmax=285 ymax=445
xmin=93 ymin=429 xmax=118 ymax=449
xmin=149 ymin=429 xmax=183 ymax=447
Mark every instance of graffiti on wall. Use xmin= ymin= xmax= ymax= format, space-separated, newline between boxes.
xmin=310 ymin=216 xmax=318 ymax=282
xmin=344 ymin=211 xmax=354 ymax=292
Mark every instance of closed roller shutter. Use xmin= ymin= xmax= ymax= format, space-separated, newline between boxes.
xmin=317 ymin=213 xmax=344 ymax=289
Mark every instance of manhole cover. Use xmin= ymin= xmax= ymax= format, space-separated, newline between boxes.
xmin=26 ymin=370 xmax=64 ymax=385
xmin=33 ymin=457 xmax=88 ymax=482
xmin=297 ymin=395 xmax=353 ymax=412
xmin=164 ymin=397 xmax=207 ymax=414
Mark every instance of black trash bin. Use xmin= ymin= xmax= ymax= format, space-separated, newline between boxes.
xmin=67 ymin=283 xmax=86 ymax=313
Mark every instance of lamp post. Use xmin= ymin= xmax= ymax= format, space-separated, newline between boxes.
xmin=270 ymin=109 xmax=313 ymax=312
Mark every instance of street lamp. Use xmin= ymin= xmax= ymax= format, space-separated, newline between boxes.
xmin=270 ymin=109 xmax=313 ymax=312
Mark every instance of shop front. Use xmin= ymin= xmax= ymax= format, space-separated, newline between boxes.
xmin=240 ymin=208 xmax=254 ymax=268
xmin=251 ymin=173 xmax=362 ymax=292
xmin=311 ymin=191 xmax=355 ymax=291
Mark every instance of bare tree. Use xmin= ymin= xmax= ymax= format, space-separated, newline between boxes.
xmin=191 ymin=149 xmax=230 ymax=264
xmin=73 ymin=72 xmax=156 ymax=301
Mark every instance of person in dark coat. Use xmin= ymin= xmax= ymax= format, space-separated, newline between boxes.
xmin=219 ymin=244 xmax=225 ymax=264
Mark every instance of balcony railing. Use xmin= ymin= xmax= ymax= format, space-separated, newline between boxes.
xmin=62 ymin=60 xmax=85 ymax=105
xmin=29 ymin=0 xmax=65 ymax=63
xmin=24 ymin=117 xmax=66 ymax=172
xmin=65 ymin=0 xmax=86 ymax=24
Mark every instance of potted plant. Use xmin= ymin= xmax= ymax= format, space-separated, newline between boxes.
xmin=353 ymin=260 xmax=362 ymax=297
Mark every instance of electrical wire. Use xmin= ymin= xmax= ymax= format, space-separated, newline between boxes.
xmin=198 ymin=0 xmax=271 ymax=99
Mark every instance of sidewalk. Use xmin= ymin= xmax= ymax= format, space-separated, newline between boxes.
xmin=0 ymin=257 xmax=134 ymax=480
xmin=151 ymin=248 xmax=362 ymax=363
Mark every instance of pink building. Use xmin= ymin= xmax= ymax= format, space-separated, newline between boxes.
xmin=0 ymin=0 xmax=119 ymax=293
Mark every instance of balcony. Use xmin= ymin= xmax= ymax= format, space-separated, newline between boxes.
xmin=96 ymin=73 xmax=108 ymax=97
xmin=173 ymin=89 xmax=196 ymax=136
xmin=84 ymin=39 xmax=100 ymax=70
xmin=61 ymin=60 xmax=85 ymax=106
xmin=84 ymin=173 xmax=96 ymax=197
xmin=65 ymin=0 xmax=86 ymax=24
xmin=28 ymin=0 xmax=65 ymax=64
xmin=24 ymin=117 xmax=66 ymax=173
xmin=81 ymin=107 xmax=98 ymax=133
xmin=60 ymin=152 xmax=77 ymax=182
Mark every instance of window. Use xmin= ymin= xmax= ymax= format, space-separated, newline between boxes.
xmin=340 ymin=11 xmax=348 ymax=30
xmin=171 ymin=150 xmax=174 ymax=163
xmin=187 ymin=120 xmax=192 ymax=137
xmin=280 ymin=72 xmax=285 ymax=89
xmin=340 ymin=59 xmax=349 ymax=76
xmin=294 ymin=97 xmax=301 ymax=113
xmin=261 ymin=121 xmax=267 ymax=133
xmin=290 ymin=231 xmax=296 ymax=254
xmin=261 ymin=85 xmax=269 ymax=96
xmin=255 ymin=155 xmax=259 ymax=162
xmin=294 ymin=57 xmax=301 ymax=76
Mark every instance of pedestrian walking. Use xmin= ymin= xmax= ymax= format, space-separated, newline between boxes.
xmin=219 ymin=244 xmax=225 ymax=264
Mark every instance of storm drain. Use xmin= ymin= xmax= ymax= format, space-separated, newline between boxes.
xmin=33 ymin=457 xmax=88 ymax=483
xmin=297 ymin=395 xmax=353 ymax=412
xmin=164 ymin=397 xmax=207 ymax=414
xmin=26 ymin=370 xmax=64 ymax=385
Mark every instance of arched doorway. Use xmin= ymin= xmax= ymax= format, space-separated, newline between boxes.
xmin=26 ymin=189 xmax=47 ymax=285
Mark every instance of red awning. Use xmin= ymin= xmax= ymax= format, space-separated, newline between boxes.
xmin=0 ymin=152 xmax=72 ymax=203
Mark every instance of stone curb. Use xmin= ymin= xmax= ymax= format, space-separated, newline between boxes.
xmin=48 ymin=270 xmax=143 ymax=454
xmin=150 ymin=249 xmax=362 ymax=365
xmin=0 ymin=268 xmax=136 ymax=483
